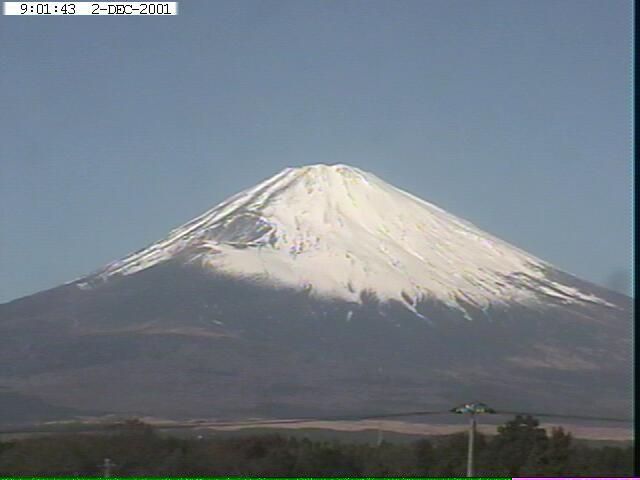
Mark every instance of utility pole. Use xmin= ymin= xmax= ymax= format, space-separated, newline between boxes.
xmin=100 ymin=458 xmax=116 ymax=478
xmin=376 ymin=420 xmax=384 ymax=446
xmin=467 ymin=413 xmax=476 ymax=477
xmin=450 ymin=402 xmax=495 ymax=478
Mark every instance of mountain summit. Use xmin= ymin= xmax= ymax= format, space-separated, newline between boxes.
xmin=90 ymin=164 xmax=611 ymax=317
xmin=0 ymin=164 xmax=631 ymax=427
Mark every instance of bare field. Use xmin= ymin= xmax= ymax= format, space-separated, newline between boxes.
xmin=208 ymin=420 xmax=631 ymax=441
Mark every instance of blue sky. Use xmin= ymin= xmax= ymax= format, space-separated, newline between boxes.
xmin=0 ymin=0 xmax=632 ymax=302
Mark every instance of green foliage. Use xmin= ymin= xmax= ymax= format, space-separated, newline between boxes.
xmin=490 ymin=414 xmax=548 ymax=476
xmin=0 ymin=418 xmax=632 ymax=476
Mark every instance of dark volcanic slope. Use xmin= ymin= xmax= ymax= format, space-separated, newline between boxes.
xmin=0 ymin=260 xmax=631 ymax=425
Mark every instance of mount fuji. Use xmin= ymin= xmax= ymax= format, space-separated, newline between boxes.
xmin=0 ymin=164 xmax=631 ymax=425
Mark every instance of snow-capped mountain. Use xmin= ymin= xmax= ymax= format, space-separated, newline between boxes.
xmin=0 ymin=164 xmax=631 ymax=428
xmin=87 ymin=164 xmax=612 ymax=316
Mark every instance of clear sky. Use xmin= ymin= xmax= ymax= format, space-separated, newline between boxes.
xmin=0 ymin=0 xmax=632 ymax=303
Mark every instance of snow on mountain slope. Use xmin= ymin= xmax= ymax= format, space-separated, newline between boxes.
xmin=85 ymin=164 xmax=613 ymax=314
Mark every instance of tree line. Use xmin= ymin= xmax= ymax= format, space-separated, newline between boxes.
xmin=0 ymin=415 xmax=632 ymax=476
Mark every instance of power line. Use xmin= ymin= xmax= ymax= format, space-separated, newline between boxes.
xmin=450 ymin=402 xmax=632 ymax=478
xmin=178 ymin=410 xmax=631 ymax=427
xmin=110 ymin=409 xmax=452 ymax=430
xmin=0 ymin=408 xmax=630 ymax=435
xmin=493 ymin=411 xmax=631 ymax=423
